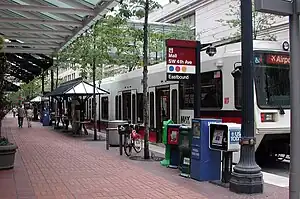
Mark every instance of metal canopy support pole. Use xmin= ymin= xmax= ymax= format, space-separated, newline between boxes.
xmin=41 ymin=70 xmax=45 ymax=114
xmin=289 ymin=1 xmax=300 ymax=198
xmin=194 ymin=41 xmax=201 ymax=118
xmin=50 ymin=69 xmax=54 ymax=113
xmin=229 ymin=0 xmax=263 ymax=193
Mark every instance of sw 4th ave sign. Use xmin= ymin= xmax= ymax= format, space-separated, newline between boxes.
xmin=166 ymin=39 xmax=197 ymax=81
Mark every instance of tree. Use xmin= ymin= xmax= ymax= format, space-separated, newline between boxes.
xmin=119 ymin=0 xmax=178 ymax=159
xmin=216 ymin=0 xmax=280 ymax=40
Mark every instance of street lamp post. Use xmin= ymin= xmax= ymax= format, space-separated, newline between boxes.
xmin=229 ymin=0 xmax=263 ymax=193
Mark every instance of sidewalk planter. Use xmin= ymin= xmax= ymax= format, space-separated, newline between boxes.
xmin=0 ymin=144 xmax=18 ymax=170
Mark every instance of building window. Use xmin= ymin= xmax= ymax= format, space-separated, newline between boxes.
xmin=179 ymin=70 xmax=223 ymax=109
xmin=101 ymin=97 xmax=109 ymax=120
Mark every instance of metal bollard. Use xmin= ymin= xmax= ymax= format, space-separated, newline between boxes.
xmin=105 ymin=128 xmax=110 ymax=150
xmin=119 ymin=131 xmax=123 ymax=156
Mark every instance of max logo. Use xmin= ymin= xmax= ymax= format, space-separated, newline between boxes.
xmin=181 ymin=116 xmax=191 ymax=124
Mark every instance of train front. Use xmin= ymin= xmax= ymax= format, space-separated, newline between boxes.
xmin=253 ymin=51 xmax=290 ymax=164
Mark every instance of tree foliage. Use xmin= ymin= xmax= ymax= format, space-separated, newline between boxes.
xmin=217 ymin=0 xmax=280 ymax=40
xmin=54 ymin=0 xmax=190 ymax=79
xmin=7 ymin=78 xmax=42 ymax=105
xmin=0 ymin=36 xmax=12 ymax=137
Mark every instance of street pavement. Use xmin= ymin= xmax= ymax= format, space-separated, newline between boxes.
xmin=0 ymin=115 xmax=288 ymax=199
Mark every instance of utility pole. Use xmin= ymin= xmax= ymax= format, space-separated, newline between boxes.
xmin=289 ymin=1 xmax=300 ymax=198
xmin=255 ymin=0 xmax=300 ymax=197
xmin=229 ymin=0 xmax=263 ymax=193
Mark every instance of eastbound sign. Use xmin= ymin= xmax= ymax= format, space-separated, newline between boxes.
xmin=166 ymin=39 xmax=197 ymax=81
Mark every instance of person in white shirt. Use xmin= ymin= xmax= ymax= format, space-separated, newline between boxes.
xmin=26 ymin=105 xmax=34 ymax=128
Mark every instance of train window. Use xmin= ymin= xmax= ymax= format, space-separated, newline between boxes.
xmin=118 ymin=95 xmax=121 ymax=120
xmin=137 ymin=93 xmax=143 ymax=123
xmin=234 ymin=77 xmax=242 ymax=109
xmin=132 ymin=94 xmax=136 ymax=123
xmin=150 ymin=92 xmax=154 ymax=128
xmin=115 ymin=96 xmax=118 ymax=119
xmin=171 ymin=89 xmax=178 ymax=123
xmin=179 ymin=70 xmax=223 ymax=109
xmin=101 ymin=96 xmax=109 ymax=120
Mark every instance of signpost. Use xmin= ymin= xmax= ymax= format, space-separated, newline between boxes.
xmin=166 ymin=39 xmax=197 ymax=81
xmin=255 ymin=0 xmax=300 ymax=198
xmin=166 ymin=39 xmax=201 ymax=118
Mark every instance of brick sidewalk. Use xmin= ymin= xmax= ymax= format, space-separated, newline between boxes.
xmin=0 ymin=117 xmax=207 ymax=199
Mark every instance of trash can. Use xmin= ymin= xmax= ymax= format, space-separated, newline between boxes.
xmin=106 ymin=120 xmax=128 ymax=146
xmin=160 ymin=119 xmax=174 ymax=167
xmin=42 ymin=110 xmax=50 ymax=126
xmin=179 ymin=126 xmax=192 ymax=177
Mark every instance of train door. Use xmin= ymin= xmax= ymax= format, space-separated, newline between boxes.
xmin=131 ymin=90 xmax=137 ymax=124
xmin=155 ymin=86 xmax=170 ymax=142
xmin=170 ymin=84 xmax=179 ymax=123
xmin=122 ymin=91 xmax=131 ymax=122
xmin=117 ymin=91 xmax=122 ymax=120
xmin=149 ymin=87 xmax=156 ymax=129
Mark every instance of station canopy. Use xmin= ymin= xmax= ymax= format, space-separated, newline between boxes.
xmin=0 ymin=0 xmax=117 ymax=83
xmin=45 ymin=77 xmax=109 ymax=97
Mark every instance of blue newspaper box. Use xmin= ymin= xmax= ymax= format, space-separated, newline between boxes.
xmin=190 ymin=118 xmax=222 ymax=181
xmin=42 ymin=110 xmax=51 ymax=126
xmin=167 ymin=124 xmax=181 ymax=168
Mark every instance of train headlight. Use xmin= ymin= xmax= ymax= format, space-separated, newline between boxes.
xmin=260 ymin=113 xmax=275 ymax=122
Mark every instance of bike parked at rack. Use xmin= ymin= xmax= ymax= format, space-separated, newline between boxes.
xmin=124 ymin=124 xmax=142 ymax=156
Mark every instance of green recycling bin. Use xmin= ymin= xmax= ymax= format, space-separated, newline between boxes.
xmin=179 ymin=126 xmax=192 ymax=177
xmin=160 ymin=119 xmax=174 ymax=167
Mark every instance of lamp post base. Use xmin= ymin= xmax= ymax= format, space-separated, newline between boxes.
xmin=229 ymin=170 xmax=263 ymax=194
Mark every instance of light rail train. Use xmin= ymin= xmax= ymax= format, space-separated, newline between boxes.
xmin=88 ymin=40 xmax=290 ymax=164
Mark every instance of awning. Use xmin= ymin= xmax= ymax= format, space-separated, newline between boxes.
xmin=4 ymin=80 xmax=20 ymax=92
xmin=0 ymin=0 xmax=117 ymax=83
xmin=45 ymin=78 xmax=109 ymax=97
xmin=30 ymin=96 xmax=49 ymax=102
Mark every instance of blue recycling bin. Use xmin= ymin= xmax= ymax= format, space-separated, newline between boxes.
xmin=190 ymin=118 xmax=222 ymax=181
xmin=42 ymin=110 xmax=51 ymax=126
xmin=167 ymin=124 xmax=181 ymax=168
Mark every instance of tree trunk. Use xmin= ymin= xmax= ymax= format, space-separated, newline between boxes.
xmin=56 ymin=66 xmax=59 ymax=88
xmin=0 ymin=120 xmax=2 ymax=137
xmin=93 ymin=28 xmax=97 ymax=141
xmin=143 ymin=0 xmax=150 ymax=159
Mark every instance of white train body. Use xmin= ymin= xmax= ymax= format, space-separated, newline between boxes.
xmin=93 ymin=40 xmax=290 ymax=164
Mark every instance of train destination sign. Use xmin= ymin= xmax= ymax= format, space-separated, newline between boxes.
xmin=266 ymin=54 xmax=290 ymax=65
xmin=166 ymin=39 xmax=197 ymax=81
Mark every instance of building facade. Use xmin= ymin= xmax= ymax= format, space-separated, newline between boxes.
xmin=148 ymin=0 xmax=289 ymax=43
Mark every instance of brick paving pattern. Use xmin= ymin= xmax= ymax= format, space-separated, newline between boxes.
xmin=0 ymin=117 xmax=207 ymax=199
xmin=0 ymin=116 xmax=289 ymax=199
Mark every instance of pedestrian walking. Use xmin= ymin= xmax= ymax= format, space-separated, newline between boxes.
xmin=26 ymin=105 xmax=33 ymax=128
xmin=17 ymin=105 xmax=25 ymax=128
xmin=12 ymin=107 xmax=17 ymax=118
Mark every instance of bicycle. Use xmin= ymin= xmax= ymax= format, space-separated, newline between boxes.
xmin=123 ymin=124 xmax=142 ymax=156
